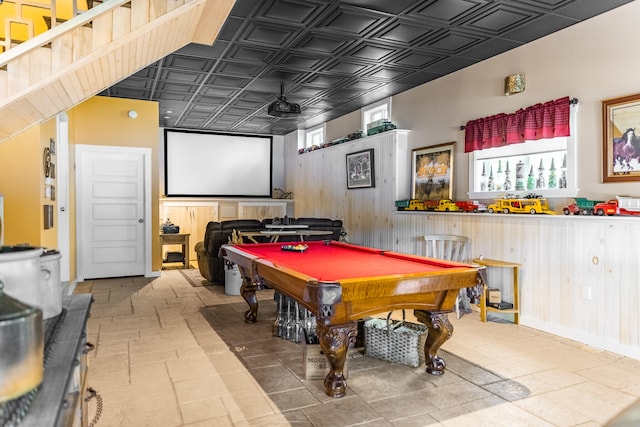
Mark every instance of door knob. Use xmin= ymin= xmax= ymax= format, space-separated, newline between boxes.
xmin=138 ymin=218 xmax=144 ymax=223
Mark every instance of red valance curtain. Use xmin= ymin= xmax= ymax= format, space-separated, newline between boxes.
xmin=464 ymin=96 xmax=571 ymax=153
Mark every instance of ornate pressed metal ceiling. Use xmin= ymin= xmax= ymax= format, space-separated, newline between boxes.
xmin=101 ymin=0 xmax=633 ymax=135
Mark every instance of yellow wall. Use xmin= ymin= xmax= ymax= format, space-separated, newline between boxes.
xmin=69 ymin=96 xmax=161 ymax=271
xmin=0 ymin=95 xmax=161 ymax=278
xmin=0 ymin=119 xmax=57 ymax=248
xmin=40 ymin=118 xmax=58 ymax=249
xmin=0 ymin=0 xmax=86 ymax=43
xmin=0 ymin=126 xmax=42 ymax=246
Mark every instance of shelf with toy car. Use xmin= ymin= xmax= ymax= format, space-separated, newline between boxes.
xmin=396 ymin=199 xmax=489 ymax=213
xmin=563 ymin=197 xmax=604 ymax=215
xmin=487 ymin=194 xmax=557 ymax=215
xmin=593 ymin=196 xmax=640 ymax=216
xmin=455 ymin=200 xmax=488 ymax=213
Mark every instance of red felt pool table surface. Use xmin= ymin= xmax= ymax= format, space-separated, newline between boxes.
xmin=232 ymin=240 xmax=470 ymax=281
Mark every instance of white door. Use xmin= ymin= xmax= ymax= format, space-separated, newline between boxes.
xmin=76 ymin=145 xmax=151 ymax=280
xmin=56 ymin=113 xmax=70 ymax=283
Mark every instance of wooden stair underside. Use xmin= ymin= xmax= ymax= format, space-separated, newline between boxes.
xmin=0 ymin=0 xmax=235 ymax=142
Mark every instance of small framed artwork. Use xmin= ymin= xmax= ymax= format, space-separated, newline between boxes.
xmin=412 ymin=142 xmax=455 ymax=200
xmin=49 ymin=138 xmax=56 ymax=156
xmin=346 ymin=149 xmax=375 ymax=189
xmin=602 ymin=93 xmax=640 ymax=182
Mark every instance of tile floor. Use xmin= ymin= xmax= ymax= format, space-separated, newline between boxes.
xmin=75 ymin=269 xmax=640 ymax=427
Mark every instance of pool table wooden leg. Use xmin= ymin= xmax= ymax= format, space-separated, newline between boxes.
xmin=238 ymin=267 xmax=258 ymax=323
xmin=317 ymin=321 xmax=358 ymax=398
xmin=414 ymin=310 xmax=453 ymax=376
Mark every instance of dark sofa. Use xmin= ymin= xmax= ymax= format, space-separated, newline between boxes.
xmin=194 ymin=217 xmax=344 ymax=283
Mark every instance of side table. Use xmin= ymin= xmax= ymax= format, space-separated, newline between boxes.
xmin=160 ymin=233 xmax=190 ymax=269
xmin=472 ymin=257 xmax=520 ymax=324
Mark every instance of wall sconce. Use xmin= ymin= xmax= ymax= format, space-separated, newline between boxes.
xmin=504 ymin=74 xmax=525 ymax=96
xmin=128 ymin=110 xmax=138 ymax=119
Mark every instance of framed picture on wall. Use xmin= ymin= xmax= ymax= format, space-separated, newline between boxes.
xmin=411 ymin=142 xmax=455 ymax=200
xmin=602 ymin=93 xmax=640 ymax=182
xmin=346 ymin=149 xmax=375 ymax=189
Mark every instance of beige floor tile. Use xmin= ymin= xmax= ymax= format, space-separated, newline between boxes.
xmin=577 ymin=362 xmax=640 ymax=390
xmin=82 ymin=270 xmax=640 ymax=427
xmin=179 ymin=397 xmax=229 ymax=424
xmin=86 ymin=370 xmax=130 ymax=395
xmin=128 ymin=375 xmax=175 ymax=399
xmin=99 ymin=393 xmax=183 ymax=427
xmin=622 ymin=384 xmax=640 ymax=398
xmin=442 ymin=398 xmax=554 ymax=427
xmin=166 ymin=354 xmax=218 ymax=381
xmin=182 ymin=417 xmax=235 ymax=427
xmin=512 ymin=368 xmax=587 ymax=395
xmin=206 ymin=351 xmax=251 ymax=374
xmin=129 ymin=348 xmax=178 ymax=366
xmin=515 ymin=381 xmax=637 ymax=425
xmin=219 ymin=370 xmax=266 ymax=396
xmin=98 ymin=328 xmax=141 ymax=343
xmin=88 ymin=352 xmax=130 ymax=379
xmin=95 ymin=340 xmax=129 ymax=357
xmin=223 ymin=391 xmax=282 ymax=423
xmin=482 ymin=354 xmax=554 ymax=378
xmin=174 ymin=375 xmax=234 ymax=403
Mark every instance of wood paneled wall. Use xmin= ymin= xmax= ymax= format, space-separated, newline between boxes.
xmin=286 ymin=130 xmax=640 ymax=359
xmin=393 ymin=212 xmax=640 ymax=359
xmin=289 ymin=130 xmax=409 ymax=249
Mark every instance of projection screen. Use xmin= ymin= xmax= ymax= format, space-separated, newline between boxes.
xmin=164 ymin=129 xmax=272 ymax=197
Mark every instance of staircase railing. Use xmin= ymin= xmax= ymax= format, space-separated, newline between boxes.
xmin=0 ymin=0 xmax=93 ymax=53
xmin=0 ymin=0 xmax=132 ymax=69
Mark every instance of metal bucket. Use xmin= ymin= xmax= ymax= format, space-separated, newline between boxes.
xmin=0 ymin=246 xmax=43 ymax=312
xmin=0 ymin=280 xmax=44 ymax=403
xmin=0 ymin=246 xmax=62 ymax=320
xmin=224 ymin=263 xmax=242 ymax=296
xmin=39 ymin=249 xmax=62 ymax=319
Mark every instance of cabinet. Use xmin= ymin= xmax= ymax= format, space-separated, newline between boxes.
xmin=237 ymin=201 xmax=287 ymax=221
xmin=160 ymin=201 xmax=218 ymax=262
xmin=473 ymin=257 xmax=520 ymax=324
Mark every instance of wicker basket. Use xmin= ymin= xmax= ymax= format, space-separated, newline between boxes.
xmin=364 ymin=311 xmax=427 ymax=368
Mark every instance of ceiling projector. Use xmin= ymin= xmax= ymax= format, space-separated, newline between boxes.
xmin=267 ymin=84 xmax=301 ymax=117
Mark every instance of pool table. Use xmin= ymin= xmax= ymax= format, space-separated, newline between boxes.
xmin=221 ymin=240 xmax=483 ymax=398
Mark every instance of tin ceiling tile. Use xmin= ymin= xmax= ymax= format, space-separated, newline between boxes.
xmin=100 ymin=0 xmax=634 ymax=135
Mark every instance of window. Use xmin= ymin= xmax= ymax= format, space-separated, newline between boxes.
xmin=468 ymin=104 xmax=577 ymax=199
xmin=304 ymin=125 xmax=325 ymax=149
xmin=362 ymin=97 xmax=391 ymax=130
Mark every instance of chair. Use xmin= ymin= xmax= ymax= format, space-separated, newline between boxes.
xmin=423 ymin=234 xmax=472 ymax=319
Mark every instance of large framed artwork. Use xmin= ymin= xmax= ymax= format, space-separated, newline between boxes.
xmin=346 ymin=149 xmax=375 ymax=189
xmin=412 ymin=142 xmax=454 ymax=200
xmin=603 ymin=93 xmax=640 ymax=182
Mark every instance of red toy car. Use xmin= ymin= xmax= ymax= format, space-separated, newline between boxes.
xmin=455 ymin=200 xmax=482 ymax=212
